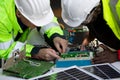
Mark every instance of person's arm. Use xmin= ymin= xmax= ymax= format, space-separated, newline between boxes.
xmin=0 ymin=33 xmax=59 ymax=61
xmin=31 ymin=46 xmax=60 ymax=61
xmin=39 ymin=17 xmax=68 ymax=53
xmin=17 ymin=28 xmax=60 ymax=60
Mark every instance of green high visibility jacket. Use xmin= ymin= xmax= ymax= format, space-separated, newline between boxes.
xmin=0 ymin=0 xmax=64 ymax=59
xmin=102 ymin=0 xmax=120 ymax=40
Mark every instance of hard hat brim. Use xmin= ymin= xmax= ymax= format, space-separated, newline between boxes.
xmin=62 ymin=9 xmax=83 ymax=28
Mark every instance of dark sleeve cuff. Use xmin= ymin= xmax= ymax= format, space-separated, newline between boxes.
xmin=30 ymin=45 xmax=49 ymax=55
xmin=50 ymin=33 xmax=66 ymax=41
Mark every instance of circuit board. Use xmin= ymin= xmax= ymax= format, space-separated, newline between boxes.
xmin=60 ymin=51 xmax=93 ymax=60
xmin=3 ymin=58 xmax=54 ymax=79
xmin=56 ymin=51 xmax=94 ymax=67
xmin=63 ymin=27 xmax=88 ymax=45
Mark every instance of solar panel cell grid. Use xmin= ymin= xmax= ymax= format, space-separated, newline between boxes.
xmin=33 ymin=67 xmax=98 ymax=80
xmin=83 ymin=64 xmax=120 ymax=79
xmin=97 ymin=65 xmax=120 ymax=78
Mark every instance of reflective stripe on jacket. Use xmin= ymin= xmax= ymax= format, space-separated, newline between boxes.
xmin=40 ymin=17 xmax=64 ymax=38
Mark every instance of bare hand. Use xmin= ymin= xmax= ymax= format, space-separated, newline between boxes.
xmin=31 ymin=48 xmax=60 ymax=61
xmin=92 ymin=44 xmax=118 ymax=64
xmin=53 ymin=37 xmax=68 ymax=53
xmin=80 ymin=38 xmax=89 ymax=50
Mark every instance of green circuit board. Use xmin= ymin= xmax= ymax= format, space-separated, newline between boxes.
xmin=59 ymin=51 xmax=94 ymax=60
xmin=3 ymin=58 xmax=54 ymax=79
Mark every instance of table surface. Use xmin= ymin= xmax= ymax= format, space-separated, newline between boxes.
xmin=0 ymin=61 xmax=120 ymax=80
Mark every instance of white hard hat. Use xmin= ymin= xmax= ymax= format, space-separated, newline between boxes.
xmin=15 ymin=0 xmax=54 ymax=26
xmin=61 ymin=0 xmax=100 ymax=27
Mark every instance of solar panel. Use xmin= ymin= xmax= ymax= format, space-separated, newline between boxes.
xmin=29 ymin=66 xmax=102 ymax=80
xmin=82 ymin=63 xmax=120 ymax=79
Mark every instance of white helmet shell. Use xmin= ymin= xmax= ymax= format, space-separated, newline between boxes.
xmin=61 ymin=0 xmax=100 ymax=27
xmin=15 ymin=0 xmax=54 ymax=26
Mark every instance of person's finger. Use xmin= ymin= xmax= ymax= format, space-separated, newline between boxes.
xmin=55 ymin=43 xmax=62 ymax=53
xmin=80 ymin=45 xmax=86 ymax=51
xmin=49 ymin=49 xmax=60 ymax=59
xmin=92 ymin=58 xmax=109 ymax=64
xmin=99 ymin=44 xmax=110 ymax=51
xmin=44 ymin=54 xmax=52 ymax=60
xmin=60 ymin=42 xmax=68 ymax=53
xmin=92 ymin=55 xmax=108 ymax=64
xmin=92 ymin=56 xmax=105 ymax=63
xmin=95 ymin=52 xmax=106 ymax=57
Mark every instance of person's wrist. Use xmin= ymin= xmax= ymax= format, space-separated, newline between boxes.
xmin=117 ymin=50 xmax=120 ymax=60
xmin=31 ymin=45 xmax=49 ymax=55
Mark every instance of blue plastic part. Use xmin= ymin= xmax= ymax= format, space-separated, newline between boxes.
xmin=55 ymin=60 xmax=91 ymax=68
